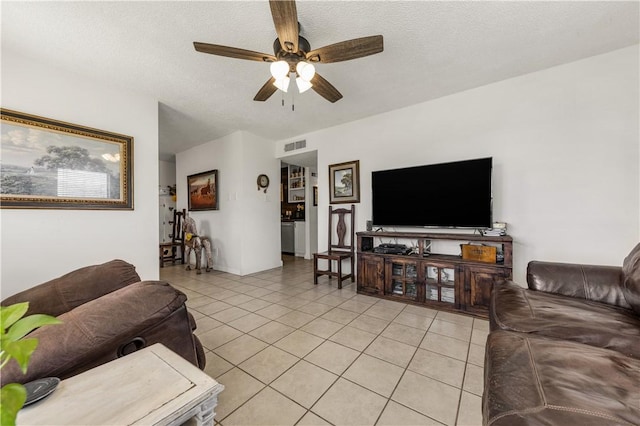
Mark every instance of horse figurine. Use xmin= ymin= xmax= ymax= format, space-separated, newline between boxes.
xmin=182 ymin=216 xmax=213 ymax=274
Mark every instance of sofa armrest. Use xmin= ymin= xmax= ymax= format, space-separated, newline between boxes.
xmin=1 ymin=259 xmax=140 ymax=317
xmin=527 ymin=261 xmax=630 ymax=308
xmin=0 ymin=280 xmax=190 ymax=385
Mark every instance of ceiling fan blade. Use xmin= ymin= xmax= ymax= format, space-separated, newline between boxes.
xmin=269 ymin=0 xmax=299 ymax=53
xmin=311 ymin=73 xmax=343 ymax=103
xmin=254 ymin=77 xmax=278 ymax=102
xmin=194 ymin=42 xmax=276 ymax=62
xmin=306 ymin=35 xmax=383 ymax=63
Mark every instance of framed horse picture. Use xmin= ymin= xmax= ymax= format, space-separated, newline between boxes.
xmin=187 ymin=169 xmax=218 ymax=211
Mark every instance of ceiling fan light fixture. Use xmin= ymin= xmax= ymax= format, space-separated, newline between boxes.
xmin=273 ymin=76 xmax=290 ymax=93
xmin=296 ymin=61 xmax=316 ymax=81
xmin=296 ymin=77 xmax=313 ymax=93
xmin=270 ymin=60 xmax=290 ymax=79
xmin=194 ymin=0 xmax=384 ymax=103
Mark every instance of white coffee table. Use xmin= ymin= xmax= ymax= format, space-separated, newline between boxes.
xmin=17 ymin=343 xmax=224 ymax=426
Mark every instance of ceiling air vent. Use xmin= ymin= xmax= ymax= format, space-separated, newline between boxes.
xmin=284 ymin=140 xmax=306 ymax=152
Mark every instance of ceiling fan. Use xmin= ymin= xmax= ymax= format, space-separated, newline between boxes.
xmin=193 ymin=0 xmax=383 ymax=103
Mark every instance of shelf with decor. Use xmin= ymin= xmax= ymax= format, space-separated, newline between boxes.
xmin=288 ymin=165 xmax=305 ymax=202
xmin=356 ymin=231 xmax=513 ymax=317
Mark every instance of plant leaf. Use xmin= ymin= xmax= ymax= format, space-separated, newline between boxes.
xmin=3 ymin=338 xmax=38 ymax=373
xmin=0 ymin=303 xmax=29 ymax=332
xmin=6 ymin=314 xmax=62 ymax=341
xmin=0 ymin=383 xmax=27 ymax=426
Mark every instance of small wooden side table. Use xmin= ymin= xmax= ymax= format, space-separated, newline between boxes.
xmin=17 ymin=344 xmax=224 ymax=426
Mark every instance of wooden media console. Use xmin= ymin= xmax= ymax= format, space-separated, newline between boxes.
xmin=356 ymin=231 xmax=513 ymax=318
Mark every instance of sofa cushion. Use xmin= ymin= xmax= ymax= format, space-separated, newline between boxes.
xmin=484 ymin=331 xmax=640 ymax=426
xmin=0 ymin=280 xmax=194 ymax=385
xmin=527 ymin=261 xmax=628 ymax=308
xmin=490 ymin=281 xmax=640 ymax=358
xmin=2 ymin=259 xmax=140 ymax=317
xmin=622 ymin=242 xmax=640 ymax=313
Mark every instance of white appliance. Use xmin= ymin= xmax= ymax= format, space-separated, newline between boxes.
xmin=281 ymin=222 xmax=294 ymax=254
xmin=294 ymin=221 xmax=306 ymax=257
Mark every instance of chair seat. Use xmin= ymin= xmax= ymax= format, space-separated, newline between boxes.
xmin=315 ymin=250 xmax=353 ymax=260
xmin=313 ymin=251 xmax=355 ymax=289
xmin=159 ymin=241 xmax=184 ymax=267
xmin=159 ymin=242 xmax=179 ymax=248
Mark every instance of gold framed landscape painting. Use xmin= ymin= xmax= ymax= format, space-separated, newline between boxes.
xmin=329 ymin=159 xmax=360 ymax=204
xmin=0 ymin=108 xmax=133 ymax=209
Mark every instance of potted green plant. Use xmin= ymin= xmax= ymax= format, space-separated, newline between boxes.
xmin=1 ymin=302 xmax=61 ymax=426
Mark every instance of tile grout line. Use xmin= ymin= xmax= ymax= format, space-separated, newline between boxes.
xmin=375 ymin=312 xmax=443 ymax=425
xmin=164 ymin=261 xmax=487 ymax=425
xmin=200 ymin=293 xmax=481 ymax=394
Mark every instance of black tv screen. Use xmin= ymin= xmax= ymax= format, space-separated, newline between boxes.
xmin=372 ymin=157 xmax=492 ymax=228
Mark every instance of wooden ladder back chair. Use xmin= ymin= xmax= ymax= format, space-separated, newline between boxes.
xmin=313 ymin=204 xmax=356 ymax=289
xmin=159 ymin=208 xmax=186 ymax=267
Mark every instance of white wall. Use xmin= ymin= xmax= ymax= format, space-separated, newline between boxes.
xmin=240 ymin=132 xmax=283 ymax=273
xmin=1 ymin=50 xmax=160 ymax=297
xmin=159 ymin=160 xmax=176 ymax=189
xmin=277 ymin=46 xmax=640 ymax=284
xmin=176 ymin=131 xmax=281 ymax=275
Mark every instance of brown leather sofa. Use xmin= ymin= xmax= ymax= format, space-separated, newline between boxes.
xmin=484 ymin=243 xmax=640 ymax=425
xmin=1 ymin=260 xmax=206 ymax=385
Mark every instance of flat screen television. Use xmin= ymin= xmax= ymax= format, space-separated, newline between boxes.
xmin=372 ymin=157 xmax=492 ymax=228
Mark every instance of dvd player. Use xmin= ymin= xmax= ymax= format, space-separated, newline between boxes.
xmin=373 ymin=244 xmax=410 ymax=254
xmin=377 ymin=243 xmax=406 ymax=249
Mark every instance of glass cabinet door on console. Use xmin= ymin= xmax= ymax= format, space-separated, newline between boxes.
xmin=385 ymin=258 xmax=419 ymax=301
xmin=421 ymin=262 xmax=459 ymax=308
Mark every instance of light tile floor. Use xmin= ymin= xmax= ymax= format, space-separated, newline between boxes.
xmin=161 ymin=256 xmax=486 ymax=426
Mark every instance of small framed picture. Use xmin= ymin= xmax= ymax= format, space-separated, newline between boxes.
xmin=329 ymin=160 xmax=360 ymax=204
xmin=187 ymin=169 xmax=218 ymax=211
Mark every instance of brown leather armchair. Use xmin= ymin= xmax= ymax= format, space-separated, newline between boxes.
xmin=484 ymin=243 xmax=640 ymax=425
xmin=1 ymin=260 xmax=205 ymax=385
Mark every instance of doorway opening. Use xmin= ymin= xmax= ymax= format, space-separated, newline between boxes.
xmin=279 ymin=150 xmax=318 ymax=261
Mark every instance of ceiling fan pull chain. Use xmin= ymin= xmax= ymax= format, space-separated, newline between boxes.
xmin=292 ymin=90 xmax=295 ymax=111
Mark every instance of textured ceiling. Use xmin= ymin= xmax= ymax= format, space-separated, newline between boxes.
xmin=2 ymin=1 xmax=638 ymax=161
